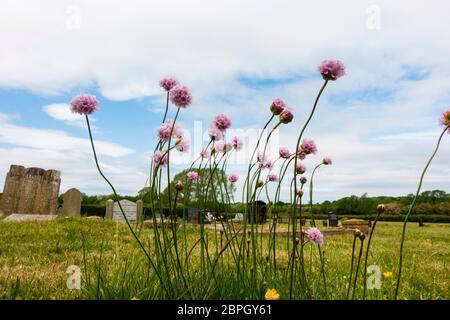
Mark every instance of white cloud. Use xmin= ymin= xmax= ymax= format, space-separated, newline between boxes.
xmin=43 ymin=103 xmax=87 ymax=128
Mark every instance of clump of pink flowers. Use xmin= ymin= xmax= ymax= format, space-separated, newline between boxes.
xmin=305 ymin=227 xmax=324 ymax=245
xmin=212 ymin=113 xmax=232 ymax=132
xmin=175 ymin=138 xmax=190 ymax=153
xmin=159 ymin=77 xmax=179 ymax=92
xmin=208 ymin=126 xmax=224 ymax=141
xmin=153 ymin=150 xmax=168 ymax=167
xmin=296 ymin=163 xmax=306 ymax=174
xmin=323 ymin=156 xmax=333 ymax=165
xmin=279 ymin=147 xmax=290 ymax=159
xmin=70 ymin=94 xmax=99 ymax=115
xmin=157 ymin=120 xmax=183 ymax=141
xmin=268 ymin=172 xmax=278 ymax=182
xmin=270 ymin=98 xmax=285 ymax=115
xmin=231 ymin=136 xmax=243 ymax=150
xmin=228 ymin=173 xmax=239 ymax=184
xmin=170 ymin=86 xmax=192 ymax=108
xmin=214 ymin=141 xmax=225 ymax=153
xmin=318 ymin=59 xmax=346 ymax=81
xmin=298 ymin=139 xmax=317 ymax=159
xmin=186 ymin=171 xmax=199 ymax=182
xmin=279 ymin=108 xmax=294 ymax=124
xmin=440 ymin=109 xmax=450 ymax=131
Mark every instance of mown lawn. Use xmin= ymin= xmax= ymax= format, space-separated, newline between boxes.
xmin=0 ymin=217 xmax=448 ymax=300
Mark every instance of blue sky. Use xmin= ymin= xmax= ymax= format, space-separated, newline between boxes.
xmin=0 ymin=0 xmax=449 ymax=202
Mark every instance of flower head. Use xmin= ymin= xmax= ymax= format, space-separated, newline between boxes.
xmin=262 ymin=159 xmax=273 ymax=170
xmin=299 ymin=139 xmax=317 ymax=156
xmin=70 ymin=94 xmax=99 ymax=115
xmin=170 ymin=85 xmax=192 ymax=108
xmin=175 ymin=180 xmax=184 ymax=191
xmin=296 ymin=188 xmax=304 ymax=197
xmin=268 ymin=172 xmax=278 ymax=182
xmin=305 ymin=227 xmax=324 ymax=245
xmin=208 ymin=126 xmax=224 ymax=141
xmin=175 ymin=137 xmax=190 ymax=153
xmin=383 ymin=271 xmax=393 ymax=279
xmin=157 ymin=120 xmax=183 ymax=141
xmin=440 ymin=109 xmax=450 ymax=131
xmin=279 ymin=147 xmax=291 ymax=159
xmin=228 ymin=173 xmax=239 ymax=184
xmin=323 ymin=156 xmax=333 ymax=165
xmin=318 ymin=59 xmax=345 ymax=81
xmin=153 ymin=150 xmax=168 ymax=167
xmin=212 ymin=113 xmax=232 ymax=132
xmin=279 ymin=107 xmax=294 ymax=124
xmin=214 ymin=141 xmax=225 ymax=153
xmin=300 ymin=176 xmax=307 ymax=184
xmin=296 ymin=163 xmax=306 ymax=174
xmin=265 ymin=288 xmax=280 ymax=300
xmin=200 ymin=148 xmax=211 ymax=159
xmin=270 ymin=98 xmax=285 ymax=115
xmin=187 ymin=171 xmax=199 ymax=183
xmin=231 ymin=136 xmax=243 ymax=150
xmin=257 ymin=152 xmax=267 ymax=164
xmin=159 ymin=77 xmax=179 ymax=92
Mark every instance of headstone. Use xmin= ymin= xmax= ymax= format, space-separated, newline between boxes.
xmin=4 ymin=213 xmax=58 ymax=222
xmin=342 ymin=219 xmax=370 ymax=233
xmin=112 ymin=199 xmax=140 ymax=223
xmin=0 ymin=165 xmax=61 ymax=215
xmin=328 ymin=213 xmax=339 ymax=227
xmin=234 ymin=213 xmax=244 ymax=221
xmin=105 ymin=199 xmax=114 ymax=220
xmin=187 ymin=208 xmax=199 ymax=223
xmin=61 ymin=188 xmax=83 ymax=217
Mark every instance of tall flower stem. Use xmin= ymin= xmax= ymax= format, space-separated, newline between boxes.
xmin=362 ymin=208 xmax=382 ymax=299
xmin=84 ymin=115 xmax=170 ymax=297
xmin=394 ymin=125 xmax=449 ymax=299
xmin=351 ymin=237 xmax=365 ymax=300
xmin=346 ymin=235 xmax=357 ymax=300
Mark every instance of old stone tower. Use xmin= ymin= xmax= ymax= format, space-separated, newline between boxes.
xmin=0 ymin=165 xmax=61 ymax=215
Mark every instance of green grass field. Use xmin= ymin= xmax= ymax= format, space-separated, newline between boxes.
xmin=0 ymin=218 xmax=448 ymax=300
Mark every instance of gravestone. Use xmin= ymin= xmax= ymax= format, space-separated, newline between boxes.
xmin=61 ymin=188 xmax=83 ymax=217
xmin=111 ymin=199 xmax=143 ymax=223
xmin=0 ymin=165 xmax=61 ymax=215
xmin=234 ymin=213 xmax=244 ymax=222
xmin=4 ymin=213 xmax=58 ymax=222
xmin=105 ymin=199 xmax=114 ymax=219
xmin=328 ymin=213 xmax=339 ymax=227
xmin=187 ymin=208 xmax=199 ymax=223
xmin=342 ymin=219 xmax=370 ymax=233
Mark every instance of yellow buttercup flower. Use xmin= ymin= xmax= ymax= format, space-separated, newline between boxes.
xmin=383 ymin=271 xmax=393 ymax=278
xmin=265 ymin=288 xmax=280 ymax=300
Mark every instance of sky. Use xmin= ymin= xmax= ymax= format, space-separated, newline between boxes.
xmin=0 ymin=0 xmax=449 ymax=202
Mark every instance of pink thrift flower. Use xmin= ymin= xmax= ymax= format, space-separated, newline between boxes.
xmin=208 ymin=126 xmax=224 ymax=141
xmin=440 ymin=109 xmax=450 ymax=131
xmin=170 ymin=85 xmax=192 ymax=108
xmin=70 ymin=94 xmax=99 ymax=115
xmin=157 ymin=120 xmax=183 ymax=141
xmin=323 ymin=156 xmax=333 ymax=165
xmin=305 ymin=227 xmax=324 ymax=245
xmin=153 ymin=150 xmax=168 ymax=167
xmin=228 ymin=173 xmax=239 ymax=184
xmin=257 ymin=152 xmax=267 ymax=164
xmin=187 ymin=171 xmax=199 ymax=182
xmin=296 ymin=163 xmax=306 ymax=174
xmin=212 ymin=113 xmax=232 ymax=132
xmin=300 ymin=176 xmax=307 ymax=184
xmin=231 ymin=136 xmax=243 ymax=150
xmin=159 ymin=77 xmax=179 ymax=92
xmin=200 ymin=148 xmax=211 ymax=159
xmin=279 ymin=107 xmax=294 ymax=124
xmin=214 ymin=141 xmax=225 ymax=153
xmin=268 ymin=172 xmax=278 ymax=182
xmin=299 ymin=139 xmax=317 ymax=155
xmin=262 ymin=159 xmax=273 ymax=170
xmin=270 ymin=98 xmax=285 ymax=115
xmin=175 ymin=137 xmax=190 ymax=153
xmin=318 ymin=59 xmax=345 ymax=81
xmin=279 ymin=147 xmax=290 ymax=159
xmin=296 ymin=188 xmax=304 ymax=197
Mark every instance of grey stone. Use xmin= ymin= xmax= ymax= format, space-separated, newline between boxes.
xmin=0 ymin=165 xmax=61 ymax=215
xmin=86 ymin=216 xmax=102 ymax=220
xmin=61 ymin=188 xmax=83 ymax=217
xmin=105 ymin=199 xmax=114 ymax=220
xmin=113 ymin=199 xmax=138 ymax=223
xmin=4 ymin=213 xmax=58 ymax=222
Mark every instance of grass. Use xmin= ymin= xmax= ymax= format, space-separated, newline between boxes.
xmin=0 ymin=217 xmax=448 ymax=300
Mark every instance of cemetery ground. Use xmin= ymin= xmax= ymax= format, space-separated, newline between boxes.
xmin=0 ymin=218 xmax=448 ymax=300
